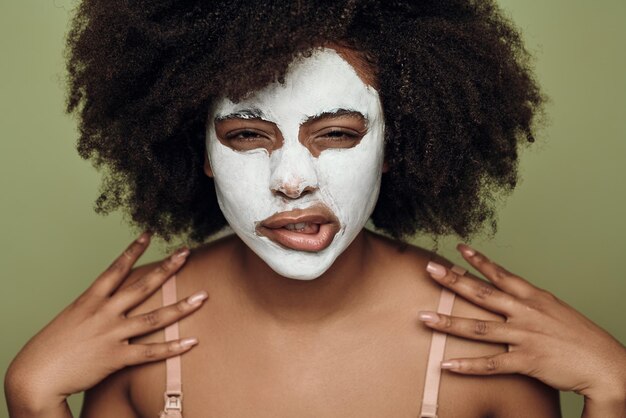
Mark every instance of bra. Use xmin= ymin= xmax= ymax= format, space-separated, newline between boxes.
xmin=158 ymin=265 xmax=463 ymax=418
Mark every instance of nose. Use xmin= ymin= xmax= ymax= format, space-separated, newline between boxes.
xmin=269 ymin=144 xmax=318 ymax=199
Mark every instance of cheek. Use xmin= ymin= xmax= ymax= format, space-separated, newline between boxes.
xmin=208 ymin=141 xmax=273 ymax=214
xmin=317 ymin=136 xmax=384 ymax=209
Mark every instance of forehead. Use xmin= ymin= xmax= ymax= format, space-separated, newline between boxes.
xmin=212 ymin=48 xmax=379 ymax=123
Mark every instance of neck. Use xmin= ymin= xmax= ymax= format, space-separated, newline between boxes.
xmin=230 ymin=230 xmax=379 ymax=326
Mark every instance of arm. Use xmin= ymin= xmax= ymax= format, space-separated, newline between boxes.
xmin=420 ymin=244 xmax=626 ymax=418
xmin=80 ymin=369 xmax=137 ymax=418
xmin=3 ymin=387 xmax=72 ymax=418
xmin=4 ymin=233 xmax=205 ymax=417
xmin=491 ymin=374 xmax=561 ymax=418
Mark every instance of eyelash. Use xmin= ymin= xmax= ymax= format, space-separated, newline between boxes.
xmin=226 ymin=130 xmax=266 ymax=141
xmin=319 ymin=130 xmax=360 ymax=140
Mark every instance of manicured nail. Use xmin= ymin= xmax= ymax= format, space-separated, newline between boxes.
xmin=441 ymin=360 xmax=459 ymax=369
xmin=418 ymin=311 xmax=440 ymax=323
xmin=187 ymin=291 xmax=208 ymax=305
xmin=179 ymin=337 xmax=198 ymax=348
xmin=458 ymin=243 xmax=476 ymax=257
xmin=171 ymin=247 xmax=190 ymax=260
xmin=137 ymin=232 xmax=151 ymax=244
xmin=426 ymin=262 xmax=447 ymax=279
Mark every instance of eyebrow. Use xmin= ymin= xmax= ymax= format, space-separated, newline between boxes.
xmin=214 ymin=108 xmax=266 ymax=122
xmin=214 ymin=107 xmax=368 ymax=125
xmin=303 ymin=108 xmax=367 ymax=125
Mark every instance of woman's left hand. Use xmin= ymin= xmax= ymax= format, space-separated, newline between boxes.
xmin=419 ymin=244 xmax=626 ymax=407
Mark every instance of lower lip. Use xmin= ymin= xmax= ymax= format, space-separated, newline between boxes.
xmin=258 ymin=223 xmax=339 ymax=252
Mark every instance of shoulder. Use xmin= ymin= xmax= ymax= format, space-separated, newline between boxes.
xmin=118 ymin=233 xmax=240 ymax=324
xmin=367 ymin=232 xmax=560 ymax=417
xmin=82 ymin=234 xmax=239 ymax=413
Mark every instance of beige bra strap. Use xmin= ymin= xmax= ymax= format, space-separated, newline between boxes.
xmin=159 ymin=275 xmax=183 ymax=417
xmin=419 ymin=264 xmax=465 ymax=418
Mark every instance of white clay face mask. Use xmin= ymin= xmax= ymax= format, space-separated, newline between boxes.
xmin=206 ymin=48 xmax=385 ymax=280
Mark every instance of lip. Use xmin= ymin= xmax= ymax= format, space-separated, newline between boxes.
xmin=256 ymin=205 xmax=341 ymax=252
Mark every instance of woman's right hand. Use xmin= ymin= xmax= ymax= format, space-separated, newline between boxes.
xmin=5 ymin=232 xmax=207 ymax=416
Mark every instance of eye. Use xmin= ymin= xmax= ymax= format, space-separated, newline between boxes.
xmin=314 ymin=128 xmax=363 ymax=149
xmin=321 ymin=130 xmax=358 ymax=140
xmin=222 ymin=129 xmax=275 ymax=152
xmin=226 ymin=129 xmax=268 ymax=142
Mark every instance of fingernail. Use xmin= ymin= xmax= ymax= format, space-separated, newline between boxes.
xmin=187 ymin=291 xmax=208 ymax=305
xmin=426 ymin=262 xmax=447 ymax=279
xmin=458 ymin=243 xmax=476 ymax=257
xmin=179 ymin=337 xmax=198 ymax=348
xmin=441 ymin=360 xmax=459 ymax=369
xmin=137 ymin=232 xmax=151 ymax=244
xmin=418 ymin=311 xmax=440 ymax=323
xmin=171 ymin=247 xmax=190 ymax=261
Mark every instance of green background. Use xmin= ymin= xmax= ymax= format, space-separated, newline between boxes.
xmin=1 ymin=1 xmax=624 ymax=417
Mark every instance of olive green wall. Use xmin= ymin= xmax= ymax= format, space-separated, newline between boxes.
xmin=1 ymin=1 xmax=624 ymax=417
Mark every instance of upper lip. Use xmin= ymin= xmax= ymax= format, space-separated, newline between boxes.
xmin=257 ymin=204 xmax=339 ymax=230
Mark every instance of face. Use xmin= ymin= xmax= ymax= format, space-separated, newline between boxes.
xmin=205 ymin=48 xmax=385 ymax=280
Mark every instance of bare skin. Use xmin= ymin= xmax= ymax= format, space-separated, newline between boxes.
xmin=81 ymin=231 xmax=560 ymax=417
xmin=4 ymin=234 xmax=204 ymax=417
xmin=5 ymin=42 xmax=625 ymax=418
xmin=6 ymin=231 xmax=626 ymax=417
xmin=420 ymin=244 xmax=626 ymax=418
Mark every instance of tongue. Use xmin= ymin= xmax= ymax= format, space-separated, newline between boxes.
xmin=282 ymin=223 xmax=320 ymax=234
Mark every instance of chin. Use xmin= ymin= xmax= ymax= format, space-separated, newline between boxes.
xmin=259 ymin=245 xmax=339 ymax=281
xmin=234 ymin=226 xmax=360 ymax=281
xmin=267 ymin=261 xmax=332 ymax=280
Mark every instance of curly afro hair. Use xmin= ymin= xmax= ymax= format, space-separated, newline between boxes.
xmin=65 ymin=0 xmax=544 ymax=243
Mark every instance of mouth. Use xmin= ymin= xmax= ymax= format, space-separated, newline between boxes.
xmin=256 ymin=205 xmax=341 ymax=252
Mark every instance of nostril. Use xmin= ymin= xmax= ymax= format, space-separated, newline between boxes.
xmin=272 ymin=184 xmax=316 ymax=199
xmin=300 ymin=185 xmax=316 ymax=196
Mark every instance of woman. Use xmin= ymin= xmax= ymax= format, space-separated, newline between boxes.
xmin=5 ymin=1 xmax=626 ymax=417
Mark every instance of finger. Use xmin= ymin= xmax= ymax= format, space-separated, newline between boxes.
xmin=124 ymin=338 xmax=199 ymax=366
xmin=109 ymin=247 xmax=190 ymax=313
xmin=90 ymin=232 xmax=152 ymax=296
xmin=440 ymin=352 xmax=526 ymax=375
xmin=457 ymin=243 xmax=539 ymax=298
xmin=122 ymin=290 xmax=208 ymax=338
xmin=426 ymin=261 xmax=521 ymax=316
xmin=418 ymin=311 xmax=523 ymax=344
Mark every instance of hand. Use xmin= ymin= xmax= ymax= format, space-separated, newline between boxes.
xmin=5 ymin=232 xmax=207 ymax=414
xmin=418 ymin=244 xmax=626 ymax=404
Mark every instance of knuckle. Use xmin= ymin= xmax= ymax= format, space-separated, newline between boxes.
xmin=474 ymin=320 xmax=489 ymax=336
xmin=474 ymin=253 xmax=488 ymax=266
xmin=493 ymin=265 xmax=510 ymax=281
xmin=72 ymin=291 xmax=91 ymax=308
xmin=442 ymin=315 xmax=453 ymax=328
xmin=157 ymin=259 xmax=173 ymax=274
xmin=142 ymin=311 xmax=160 ymax=327
xmin=476 ymin=284 xmax=494 ymax=299
xmin=143 ymin=346 xmax=157 ymax=359
xmin=538 ymin=289 xmax=557 ymax=301
xmin=123 ymin=248 xmax=134 ymax=260
xmin=70 ymin=294 xmax=101 ymax=315
xmin=521 ymin=298 xmax=543 ymax=313
xmin=130 ymin=276 xmax=150 ymax=292
xmin=107 ymin=259 xmax=125 ymax=274
xmin=456 ymin=360 xmax=469 ymax=372
xmin=176 ymin=300 xmax=188 ymax=314
xmin=485 ymin=357 xmax=498 ymax=372
xmin=123 ymin=243 xmax=141 ymax=260
xmin=168 ymin=341 xmax=180 ymax=354
xmin=446 ymin=272 xmax=459 ymax=285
